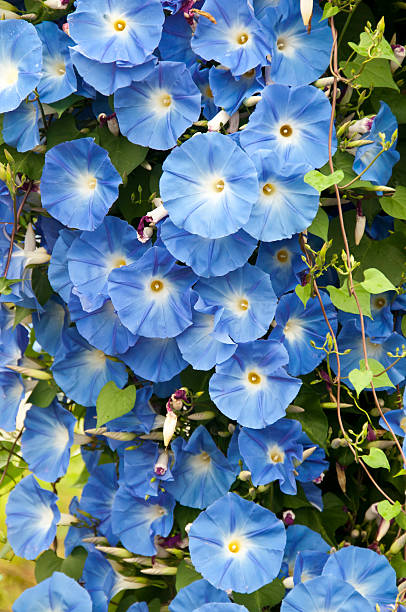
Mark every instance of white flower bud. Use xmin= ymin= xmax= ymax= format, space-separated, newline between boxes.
xmin=24 ymin=223 xmax=36 ymax=253
xmin=331 ymin=438 xmax=342 ymax=449
xmin=300 ymin=0 xmax=313 ymax=26
xmin=238 ymin=470 xmax=252 ymax=481
xmin=389 ymin=532 xmax=406 ymax=555
xmin=351 ymin=529 xmax=360 ymax=538
xmin=283 ymin=576 xmax=295 ymax=589
xmin=354 ymin=214 xmax=366 ymax=246
xmin=141 ymin=161 xmax=152 ymax=171
xmin=391 ymin=44 xmax=405 ymax=72
xmin=208 ymin=110 xmax=230 ymax=132
xmin=184 ymin=522 xmax=192 ymax=534
xmin=286 ymin=404 xmax=305 ymax=413
xmin=244 ymin=95 xmax=261 ymax=107
xmin=43 ymin=0 xmax=66 ymax=8
xmin=148 ymin=205 xmax=168 ymax=225
xmin=154 ymin=450 xmax=169 ymax=476
xmin=58 ymin=513 xmax=78 ymax=526
xmin=376 ymin=518 xmax=391 ymax=542
xmin=107 ymin=116 xmax=120 ymax=137
xmin=163 ymin=411 xmax=177 ymax=447
xmin=364 ymin=502 xmax=379 ymax=522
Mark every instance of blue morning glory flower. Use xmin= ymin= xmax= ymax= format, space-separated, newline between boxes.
xmin=68 ymin=0 xmax=164 ymax=65
xmin=165 ymin=426 xmax=236 ymax=508
xmin=0 ymin=181 xmax=13 ymax=242
xmin=189 ymin=492 xmax=286 ymax=593
xmin=115 ymin=61 xmax=201 ymax=150
xmin=281 ymin=575 xmax=372 ymax=611
xmin=36 ymin=21 xmax=77 ymax=104
xmin=127 ymin=605 xmax=148 ymax=612
xmin=106 ymin=386 xmax=156 ymax=448
xmin=272 ymin=291 xmax=337 ymax=376
xmin=253 ymin=0 xmax=281 ymax=21
xmin=41 ymin=138 xmax=122 ymax=231
xmin=48 ymin=229 xmax=77 ymax=303
xmin=243 ymin=152 xmax=319 ymax=242
xmin=0 ymin=372 xmax=24 ymax=432
xmin=194 ymin=68 xmax=219 ymax=120
xmin=121 ymin=336 xmax=188 ymax=382
xmin=64 ymin=497 xmax=95 ymax=557
xmin=256 ymin=236 xmax=307 ymax=297
xmin=191 ymin=0 xmax=270 ymax=76
xmin=21 ymin=400 xmax=75 ymax=482
xmin=169 ymin=579 xmax=230 ymax=612
xmin=82 ymin=552 xmax=129 ymax=612
xmin=160 ymin=218 xmax=257 ymax=278
xmin=238 ymin=419 xmax=303 ymax=493
xmin=12 ymin=571 xmax=92 ymax=612
xmin=240 ymin=84 xmax=336 ymax=168
xmin=159 ymin=13 xmax=197 ymax=71
xmin=120 ymin=440 xmax=173 ymax=498
xmin=112 ymin=488 xmax=175 ymax=555
xmin=293 ymin=550 xmax=329 ymax=585
xmin=353 ymin=102 xmax=400 ymax=186
xmin=52 ymin=328 xmax=128 ymax=406
xmin=6 ymin=474 xmax=60 ymax=559
xmin=32 ymin=295 xmax=67 ymax=356
xmin=67 ymin=216 xmax=145 ymax=313
xmin=80 ymin=462 xmax=119 ymax=545
xmin=0 ymin=19 xmax=42 ymax=113
xmin=196 ymin=606 xmax=248 ymax=612
xmin=262 ymin=0 xmax=332 ymax=86
xmin=338 ymin=291 xmax=394 ymax=342
xmin=322 ymin=545 xmax=398 ymax=609
xmin=2 ymin=99 xmax=40 ymax=153
xmin=296 ymin=432 xmax=328 ymax=483
xmin=210 ymin=339 xmax=302 ymax=428
xmin=282 ymin=524 xmax=330 ymax=577
xmin=194 ymin=263 xmax=277 ymax=343
xmin=108 ymin=246 xmax=196 ymax=338
xmin=160 ymin=132 xmax=258 ymax=239
xmin=70 ymin=47 xmax=157 ymax=96
xmin=209 ymin=66 xmax=264 ymax=116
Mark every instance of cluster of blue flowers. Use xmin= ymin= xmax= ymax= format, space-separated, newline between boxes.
xmin=0 ymin=0 xmax=405 ymax=610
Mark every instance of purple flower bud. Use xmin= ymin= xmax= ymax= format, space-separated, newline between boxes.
xmin=154 ymin=450 xmax=169 ymax=476
xmin=282 ymin=510 xmax=295 ymax=526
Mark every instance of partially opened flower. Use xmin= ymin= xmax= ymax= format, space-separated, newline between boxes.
xmin=115 ymin=61 xmax=201 ymax=150
xmin=210 ymin=339 xmax=302 ymax=428
xmin=256 ymin=236 xmax=307 ymax=297
xmin=296 ymin=432 xmax=328 ymax=483
xmin=194 ymin=67 xmax=219 ymax=119
xmin=243 ymin=152 xmax=319 ymax=242
xmin=281 ymin=575 xmax=372 ymax=611
xmin=6 ymin=474 xmax=60 ymax=559
xmin=0 ymin=19 xmax=42 ymax=113
xmin=293 ymin=550 xmax=329 ymax=585
xmin=68 ymin=0 xmax=164 ymax=65
xmin=160 ymin=218 xmax=257 ymax=278
xmin=191 ymin=0 xmax=270 ymax=76
xmin=12 ymin=571 xmax=92 ymax=612
xmin=253 ymin=0 xmax=281 ymax=21
xmin=2 ymin=99 xmax=40 ymax=153
xmin=108 ymin=246 xmax=196 ymax=338
xmin=322 ymin=545 xmax=398 ymax=609
xmin=0 ymin=372 xmax=24 ymax=432
xmin=169 ymin=579 xmax=230 ymax=612
xmin=160 ymin=132 xmax=258 ymax=239
xmin=189 ymin=492 xmax=286 ymax=593
xmin=165 ymin=426 xmax=236 ymax=508
xmin=120 ymin=440 xmax=173 ymax=498
xmin=194 ymin=263 xmax=277 ymax=343
xmin=80 ymin=462 xmax=119 ymax=545
xmin=112 ymin=488 xmax=175 ymax=555
xmin=36 ymin=21 xmax=77 ymax=104
xmin=32 ymin=295 xmax=67 ymax=356
xmin=41 ymin=138 xmax=122 ymax=231
xmin=209 ymin=66 xmax=264 ymax=116
xmin=240 ymin=84 xmax=335 ymax=168
xmin=238 ymin=419 xmax=303 ymax=493
xmin=121 ymin=336 xmax=188 ymax=382
xmin=48 ymin=229 xmax=77 ymax=303
xmin=281 ymin=524 xmax=330 ymax=578
xmin=158 ymin=13 xmax=197 ymax=69
xmin=21 ymin=400 xmax=75 ymax=482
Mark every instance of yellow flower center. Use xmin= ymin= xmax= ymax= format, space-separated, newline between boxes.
xmin=374 ymin=297 xmax=386 ymax=309
xmin=113 ymin=258 xmax=127 ymax=268
xmin=213 ymin=179 xmax=225 ymax=193
xmin=150 ymin=279 xmax=164 ymax=292
xmin=237 ymin=32 xmax=249 ymax=45
xmin=277 ymin=37 xmax=286 ymax=51
xmin=400 ymin=417 xmax=406 ymax=433
xmin=238 ymin=298 xmax=249 ymax=311
xmin=228 ymin=539 xmax=240 ymax=553
xmin=280 ymin=124 xmax=293 ymax=137
xmin=114 ymin=19 xmax=126 ymax=32
xmin=262 ymin=183 xmax=274 ymax=196
xmin=160 ymin=94 xmax=172 ymax=108
xmin=269 ymin=446 xmax=285 ymax=463
xmin=87 ymin=177 xmax=97 ymax=190
xmin=277 ymin=249 xmax=289 ymax=263
xmin=243 ymin=68 xmax=256 ymax=79
xmin=248 ymin=371 xmax=261 ymax=385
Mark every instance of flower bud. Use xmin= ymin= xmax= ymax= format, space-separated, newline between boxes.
xmin=187 ymin=411 xmax=215 ymax=420
xmin=351 ymin=529 xmax=360 ymax=538
xmin=376 ymin=518 xmax=391 ymax=542
xmin=367 ymin=440 xmax=396 ymax=450
xmin=391 ymin=44 xmax=405 ymax=72
xmin=163 ymin=411 xmax=177 ymax=447
xmin=102 ymin=431 xmax=137 ymax=441
xmin=6 ymin=365 xmax=52 ymax=380
xmin=184 ymin=522 xmax=192 ymax=534
xmin=107 ymin=116 xmax=120 ymax=137
xmin=141 ymin=160 xmax=152 ymax=171
xmin=283 ymin=510 xmax=295 ymax=526
xmin=238 ymin=470 xmax=252 ymax=481
xmin=154 ymin=450 xmax=169 ymax=476
xmin=286 ymin=404 xmax=305 ymax=413
xmin=208 ymin=110 xmax=230 ymax=132
xmin=364 ymin=502 xmax=379 ymax=522
xmin=336 ymin=462 xmax=346 ymax=493
xmin=227 ymin=110 xmax=240 ymax=134
xmin=389 ymin=532 xmax=406 ymax=555
xmin=354 ymin=214 xmax=366 ymax=246
xmin=95 ymin=545 xmax=132 ymax=558
xmin=57 ymin=513 xmax=78 ymax=526
xmin=331 ymin=438 xmax=342 ymax=449
xmin=283 ymin=576 xmax=295 ymax=589
xmin=348 ymin=117 xmax=374 ymax=137
xmin=141 ymin=564 xmax=177 ymax=575
xmin=244 ymin=95 xmax=261 ymax=107
xmin=43 ymin=0 xmax=67 ymax=8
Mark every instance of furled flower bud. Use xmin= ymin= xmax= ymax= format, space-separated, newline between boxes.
xmin=283 ymin=510 xmax=295 ymax=526
xmin=391 ymin=44 xmax=405 ymax=72
xmin=300 ymin=0 xmax=313 ymax=27
xmin=154 ymin=450 xmax=169 ymax=476
xmin=354 ymin=213 xmax=366 ymax=246
xmin=364 ymin=502 xmax=379 ymax=522
xmin=238 ymin=470 xmax=252 ymax=482
xmin=208 ymin=110 xmax=230 ymax=132
xmin=348 ymin=116 xmax=375 ymax=137
xmin=376 ymin=518 xmax=391 ymax=542
xmin=107 ymin=115 xmax=120 ymax=137
xmin=163 ymin=411 xmax=177 ymax=447
xmin=389 ymin=532 xmax=406 ymax=555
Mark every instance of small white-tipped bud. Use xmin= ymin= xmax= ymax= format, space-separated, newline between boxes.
xmin=43 ymin=0 xmax=66 ymax=8
xmin=348 ymin=117 xmax=374 ymax=137
xmin=389 ymin=532 xmax=406 ymax=555
xmin=187 ymin=411 xmax=215 ymax=421
xmin=107 ymin=116 xmax=120 ymax=137
xmin=154 ymin=450 xmax=169 ymax=476
xmin=336 ymin=463 xmax=346 ymax=493
xmin=286 ymin=404 xmax=305 ymax=413
xmin=227 ymin=110 xmax=240 ymax=134
xmin=300 ymin=0 xmax=313 ymax=26
xmin=228 ymin=423 xmax=235 ymax=434
xmin=351 ymin=529 xmax=360 ymax=538
xmin=376 ymin=518 xmax=391 ymax=542
xmin=208 ymin=110 xmax=230 ymax=132
xmin=331 ymin=438 xmax=342 ymax=449
xmin=21 ymin=13 xmax=37 ymax=20
xmin=24 ymin=223 xmax=36 ymax=252
xmin=152 ymin=197 xmax=163 ymax=208
xmin=82 ymin=536 xmax=108 ymax=544
xmin=302 ymin=446 xmax=317 ymax=462
xmin=95 ymin=546 xmax=132 ymax=558
xmin=58 ymin=513 xmax=78 ymax=526
xmin=140 ymin=432 xmax=164 ymax=441
xmin=314 ymin=77 xmax=335 ymax=88
xmin=238 ymin=470 xmax=252 ymax=481
xmin=163 ymin=411 xmax=177 ymax=447
xmin=364 ymin=502 xmax=379 ymax=522
xmin=391 ymin=44 xmax=405 ymax=72
xmin=244 ymin=95 xmax=261 ymax=107
xmin=354 ymin=214 xmax=366 ymax=246
xmin=184 ymin=522 xmax=192 ymax=534
xmin=141 ymin=161 xmax=152 ymax=171
xmin=367 ymin=441 xmax=396 ymax=450
xmin=85 ymin=427 xmax=107 ymax=435
xmin=6 ymin=365 xmax=52 ymax=380
xmin=283 ymin=576 xmax=295 ymax=589
xmin=73 ymin=433 xmax=92 ymax=445
xmin=141 ymin=565 xmax=177 ymax=575
xmin=102 ymin=431 xmax=137 ymax=441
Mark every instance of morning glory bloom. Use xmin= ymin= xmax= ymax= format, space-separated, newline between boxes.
xmin=160 ymin=219 xmax=257 ymax=278
xmin=41 ymin=138 xmax=122 ymax=231
xmin=240 ymin=84 xmax=335 ymax=168
xmin=272 ymin=291 xmax=337 ymax=376
xmin=12 ymin=571 xmax=92 ymax=612
xmin=48 ymin=229 xmax=77 ymax=303
xmin=196 ymin=606 xmax=248 ymax=612
xmin=160 ymin=132 xmax=258 ymax=239
xmin=253 ymin=0 xmax=281 ymax=21
xmin=67 ymin=216 xmax=146 ymax=312
xmin=256 ymin=236 xmax=307 ymax=297
xmin=282 ymin=524 xmax=330 ymax=577
xmin=32 ymin=295 xmax=67 ymax=356
xmin=52 ymin=328 xmax=128 ymax=406
xmin=108 ymin=246 xmax=196 ymax=338
xmin=189 ymin=492 xmax=286 ymax=593
xmin=238 ymin=419 xmax=303 ymax=493
xmin=353 ymin=102 xmax=400 ymax=186
xmin=243 ymin=152 xmax=319 ymax=242
xmin=281 ymin=575 xmax=372 ymax=611
xmin=159 ymin=13 xmax=197 ymax=70
xmin=339 ymin=291 xmax=394 ymax=342
xmin=169 ymin=579 xmax=230 ymax=612
xmin=194 ymin=263 xmax=277 ymax=343
xmin=120 ymin=440 xmax=173 ymax=498
xmin=262 ymin=0 xmax=332 ymax=86
xmin=0 ymin=19 xmax=42 ymax=113
xmin=6 ymin=474 xmax=60 ymax=560
xmin=210 ymin=339 xmax=302 ymax=428
xmin=194 ymin=67 xmax=219 ymax=119
xmin=106 ymin=385 xmax=155 ymax=442
xmin=21 ymin=400 xmax=75 ymax=482
xmin=70 ymin=47 xmax=157 ymax=96
xmin=121 ymin=336 xmax=188 ymax=382
xmin=115 ymin=61 xmax=201 ymax=150
xmin=209 ymin=66 xmax=264 ymax=116
xmin=296 ymin=432 xmax=328 ymax=483
xmin=2 ymin=99 xmax=40 ymax=153
xmin=112 ymin=488 xmax=175 ymax=555
xmin=68 ymin=0 xmax=164 ymax=65
xmin=36 ymin=21 xmax=77 ymax=104
xmin=293 ymin=550 xmax=329 ymax=585
xmin=0 ymin=372 xmax=24 ymax=432
xmin=191 ymin=0 xmax=270 ymax=76
xmin=165 ymin=426 xmax=236 ymax=508
xmin=80 ymin=462 xmax=119 ymax=545
xmin=322 ymin=546 xmax=398 ymax=609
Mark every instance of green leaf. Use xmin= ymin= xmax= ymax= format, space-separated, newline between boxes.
xmin=233 ymin=579 xmax=285 ymax=611
xmin=175 ymin=559 xmax=201 ymax=592
xmin=28 ymin=379 xmax=58 ymax=408
xmin=359 ymin=358 xmax=395 ymax=390
xmin=322 ymin=2 xmax=340 ymax=19
xmin=304 ymin=169 xmax=344 ymax=192
xmin=327 ymin=283 xmax=372 ymax=318
xmin=96 ymin=381 xmax=135 ymax=427
xmin=377 ymin=499 xmax=402 ymax=520
xmin=46 ymin=94 xmax=82 ymax=118
xmin=396 ymin=511 xmax=406 ymax=530
xmin=295 ymin=283 xmax=312 ymax=308
xmin=0 ymin=145 xmax=44 ymax=180
xmin=95 ymin=127 xmax=147 ymax=177
xmin=361 ymin=447 xmax=390 ymax=470
xmin=402 ymin=315 xmax=406 ymax=337
xmin=348 ymin=366 xmax=373 ymax=396
xmin=390 ymin=553 xmax=406 ymax=580
xmin=32 ymin=265 xmax=54 ymax=306
xmin=380 ymin=186 xmax=406 ymax=220
xmin=35 ymin=550 xmax=63 ymax=583
xmin=60 ymin=547 xmax=88 ymax=580
xmin=321 ymin=493 xmax=349 ymax=540
xmin=370 ymin=89 xmax=406 ymax=125
xmin=308 ymin=207 xmax=329 ymax=242
xmin=348 ymin=32 xmax=397 ymax=62
xmin=342 ymin=56 xmax=399 ymax=91
xmin=47 ymin=115 xmax=80 ymax=150
xmin=288 ymin=391 xmax=328 ymax=448
xmin=361 ymin=268 xmax=396 ymax=293
xmin=0 ymin=277 xmax=22 ymax=296
xmin=13 ymin=306 xmax=32 ymax=329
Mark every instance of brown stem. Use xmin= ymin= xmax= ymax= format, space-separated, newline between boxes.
xmin=2 ymin=181 xmax=33 ymax=282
